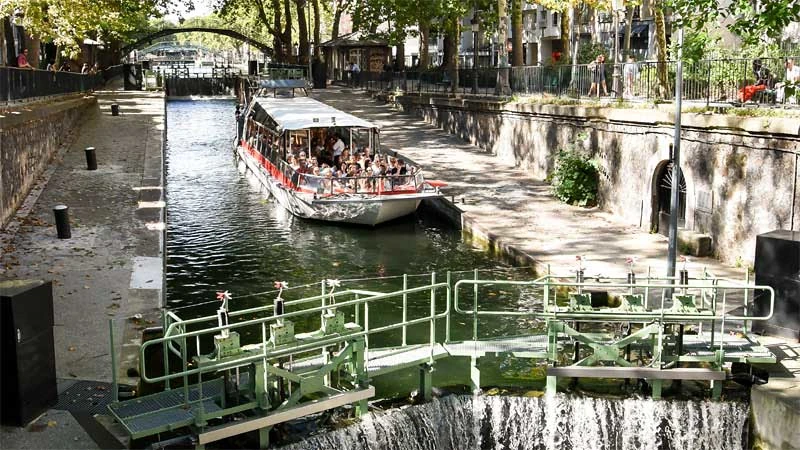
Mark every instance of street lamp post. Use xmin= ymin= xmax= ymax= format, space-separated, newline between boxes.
xmin=471 ymin=11 xmax=481 ymax=94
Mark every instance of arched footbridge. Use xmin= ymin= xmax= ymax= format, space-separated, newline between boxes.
xmin=121 ymin=27 xmax=272 ymax=55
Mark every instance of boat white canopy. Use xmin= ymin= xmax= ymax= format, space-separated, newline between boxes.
xmin=252 ymin=96 xmax=378 ymax=131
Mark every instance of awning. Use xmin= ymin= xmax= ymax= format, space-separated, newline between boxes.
xmin=617 ymin=24 xmax=649 ymax=36
xmin=252 ymin=96 xmax=378 ymax=131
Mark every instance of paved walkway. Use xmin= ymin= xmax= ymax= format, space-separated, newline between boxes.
xmin=0 ymin=82 xmax=164 ymax=448
xmin=315 ymin=88 xmax=745 ymax=281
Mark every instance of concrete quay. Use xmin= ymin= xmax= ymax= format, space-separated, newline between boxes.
xmin=0 ymin=84 xmax=165 ymax=448
xmin=314 ymin=87 xmax=800 ymax=450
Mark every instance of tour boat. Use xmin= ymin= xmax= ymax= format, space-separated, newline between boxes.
xmin=235 ymin=80 xmax=442 ymax=226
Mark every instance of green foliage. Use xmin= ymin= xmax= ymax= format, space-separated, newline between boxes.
xmin=577 ymin=41 xmax=608 ymax=64
xmin=2 ymin=0 xmax=166 ymax=58
xmin=551 ymin=135 xmax=601 ymax=207
xmin=667 ymin=0 xmax=800 ymax=48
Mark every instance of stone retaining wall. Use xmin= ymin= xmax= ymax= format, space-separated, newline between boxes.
xmin=397 ymin=95 xmax=800 ymax=265
xmin=1 ymin=96 xmax=96 ymax=226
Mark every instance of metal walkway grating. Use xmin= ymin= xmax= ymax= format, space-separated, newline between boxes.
xmin=123 ymin=400 xmax=222 ymax=434
xmin=109 ymin=378 xmax=223 ymax=420
xmin=681 ymin=332 xmax=776 ymax=362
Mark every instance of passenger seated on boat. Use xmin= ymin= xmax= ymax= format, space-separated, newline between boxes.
xmin=397 ymin=159 xmax=408 ymax=175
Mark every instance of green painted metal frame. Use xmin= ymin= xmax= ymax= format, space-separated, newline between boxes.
xmin=108 ymin=268 xmax=777 ymax=446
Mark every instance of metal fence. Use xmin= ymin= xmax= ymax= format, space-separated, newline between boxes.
xmin=353 ymin=56 xmax=800 ymax=107
xmin=1 ymin=65 xmax=123 ymax=104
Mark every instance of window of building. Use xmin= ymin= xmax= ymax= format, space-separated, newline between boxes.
xmin=552 ymin=12 xmax=558 ymax=27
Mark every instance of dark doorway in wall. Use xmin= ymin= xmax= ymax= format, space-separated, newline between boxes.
xmin=652 ymin=160 xmax=686 ymax=236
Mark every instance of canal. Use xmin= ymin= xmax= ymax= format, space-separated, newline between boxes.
xmin=164 ymin=98 xmax=543 ymax=398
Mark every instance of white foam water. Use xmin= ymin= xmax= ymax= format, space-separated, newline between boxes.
xmin=278 ymin=394 xmax=748 ymax=450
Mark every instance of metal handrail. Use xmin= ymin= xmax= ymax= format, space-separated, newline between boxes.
xmin=452 ymin=275 xmax=775 ymax=323
xmin=141 ymin=280 xmax=450 ymax=383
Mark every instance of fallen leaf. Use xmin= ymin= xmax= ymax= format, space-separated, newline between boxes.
xmin=47 ymin=420 xmax=57 ymax=428
xmin=68 ymin=346 xmax=76 ymax=351
xmin=83 ymin=285 xmax=90 ymax=289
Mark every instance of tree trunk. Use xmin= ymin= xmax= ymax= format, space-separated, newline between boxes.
xmin=569 ymin=7 xmax=580 ymax=91
xmin=396 ymin=41 xmax=405 ymax=71
xmin=283 ymin=0 xmax=292 ymax=63
xmin=654 ymin=1 xmax=669 ymax=98
xmin=332 ymin=0 xmax=342 ymax=39
xmin=511 ymin=0 xmax=523 ymax=66
xmin=313 ymin=0 xmax=321 ymax=59
xmin=445 ymin=18 xmax=459 ymax=94
xmin=624 ymin=5 xmax=633 ymax=59
xmin=419 ymin=20 xmax=430 ymax=69
xmin=271 ymin=0 xmax=285 ymax=62
xmin=296 ymin=0 xmax=309 ymax=64
xmin=495 ymin=0 xmax=511 ymax=95
xmin=561 ymin=7 xmax=570 ymax=64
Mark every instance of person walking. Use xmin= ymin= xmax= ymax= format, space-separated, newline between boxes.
xmin=587 ymin=55 xmax=608 ymax=97
xmin=623 ymin=55 xmax=639 ymax=98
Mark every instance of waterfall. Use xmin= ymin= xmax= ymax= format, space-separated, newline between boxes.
xmin=278 ymin=395 xmax=748 ymax=450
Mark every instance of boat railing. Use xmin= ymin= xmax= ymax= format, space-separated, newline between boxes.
xmin=270 ymin=156 xmax=428 ymax=196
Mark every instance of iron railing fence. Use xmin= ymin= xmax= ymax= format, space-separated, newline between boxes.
xmin=349 ymin=56 xmax=800 ymax=107
xmin=1 ymin=66 xmax=110 ymax=104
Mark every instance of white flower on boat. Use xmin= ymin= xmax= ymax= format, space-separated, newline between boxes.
xmin=326 ymin=279 xmax=341 ymax=288
xmin=216 ymin=291 xmax=232 ymax=302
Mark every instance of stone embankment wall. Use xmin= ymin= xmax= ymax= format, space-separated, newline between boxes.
xmin=397 ymin=95 xmax=800 ymax=266
xmin=1 ymin=96 xmax=96 ymax=226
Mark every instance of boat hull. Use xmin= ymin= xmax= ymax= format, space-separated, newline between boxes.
xmin=236 ymin=146 xmax=436 ymax=226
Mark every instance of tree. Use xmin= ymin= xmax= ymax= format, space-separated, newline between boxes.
xmin=1 ymin=0 xmax=166 ymax=58
xmin=511 ymin=0 xmax=523 ymax=66
xmin=495 ymin=0 xmax=511 ymax=95
xmin=331 ymin=0 xmax=352 ymax=39
xmin=312 ymin=0 xmax=321 ymax=58
xmin=667 ymin=0 xmax=800 ymax=47
xmin=653 ymin=0 xmax=670 ymax=98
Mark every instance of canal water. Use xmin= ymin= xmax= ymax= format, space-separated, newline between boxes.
xmin=164 ymin=98 xmax=543 ymax=396
xmin=164 ymin=99 xmax=748 ymax=449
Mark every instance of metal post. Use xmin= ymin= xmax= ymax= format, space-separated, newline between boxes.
xmin=429 ymin=272 xmax=436 ymax=348
xmin=109 ymin=319 xmax=118 ymax=402
xmin=85 ymin=147 xmax=97 ymax=170
xmin=471 ymin=10 xmax=480 ymax=95
xmin=53 ymin=205 xmax=71 ymax=239
xmin=666 ymin=23 xmax=684 ymax=282
xmin=402 ymin=274 xmax=408 ymax=346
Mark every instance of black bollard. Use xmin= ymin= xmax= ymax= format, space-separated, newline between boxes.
xmin=53 ymin=205 xmax=71 ymax=239
xmin=85 ymin=147 xmax=97 ymax=171
xmin=111 ymin=104 xmax=119 ymax=116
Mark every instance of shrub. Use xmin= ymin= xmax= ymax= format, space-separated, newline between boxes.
xmin=551 ymin=148 xmax=601 ymax=207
